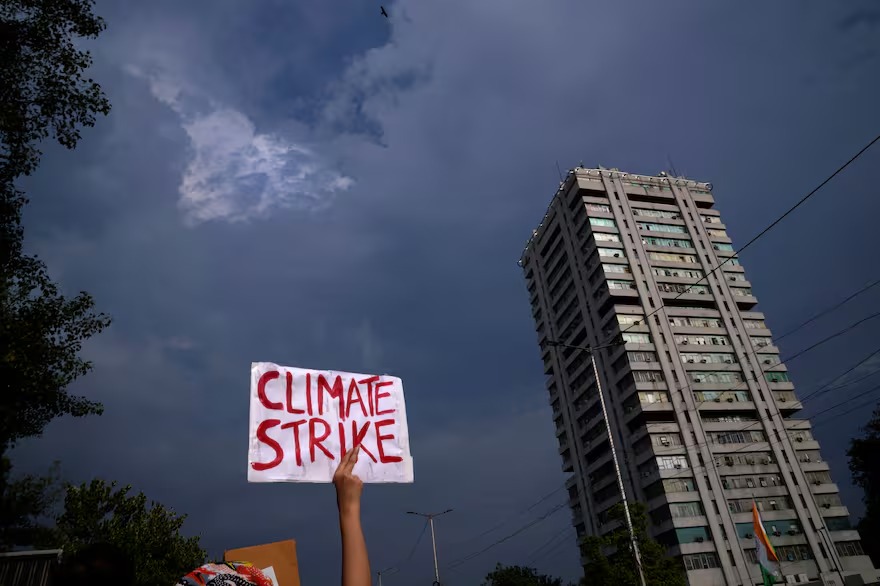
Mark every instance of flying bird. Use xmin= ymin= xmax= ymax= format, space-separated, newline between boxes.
xmin=380 ymin=6 xmax=388 ymax=17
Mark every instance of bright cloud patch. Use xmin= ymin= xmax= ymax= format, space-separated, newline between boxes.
xmin=128 ymin=67 xmax=354 ymax=225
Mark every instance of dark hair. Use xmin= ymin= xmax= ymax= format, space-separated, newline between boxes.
xmin=51 ymin=542 xmax=135 ymax=586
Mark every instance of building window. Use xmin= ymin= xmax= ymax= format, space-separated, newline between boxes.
xmin=590 ymin=217 xmax=617 ymax=228
xmin=671 ymin=502 xmax=705 ymax=518
xmin=652 ymin=267 xmax=705 ymax=279
xmin=695 ymin=390 xmax=751 ymax=403
xmin=766 ymin=372 xmax=791 ymax=383
xmin=633 ymin=370 xmax=665 ymax=383
xmin=632 ymin=207 xmax=681 ymax=220
xmin=731 ymin=287 xmax=754 ymax=297
xmin=642 ymin=236 xmax=694 ymax=249
xmin=603 ymin=263 xmax=631 ymax=274
xmin=744 ymin=319 xmax=767 ymax=329
xmin=701 ymin=215 xmax=721 ymax=224
xmin=668 ymin=316 xmax=723 ymax=328
xmin=628 ymin=351 xmax=658 ymax=363
xmin=617 ymin=314 xmax=643 ymax=326
xmin=598 ymin=247 xmax=625 ymax=258
xmin=710 ymin=431 xmax=765 ymax=445
xmin=623 ymin=332 xmax=652 ymax=344
xmin=691 ymin=371 xmax=744 ymax=384
xmin=608 ymin=279 xmax=637 ymax=290
xmin=680 ymin=352 xmax=737 ymax=365
xmin=648 ymin=252 xmax=699 ymax=264
xmin=713 ymin=242 xmax=735 ymax=251
xmin=683 ymin=553 xmax=720 ymax=570
xmin=637 ymin=222 xmax=688 ymax=234
xmin=657 ymin=455 xmax=688 ymax=470
xmin=587 ymin=203 xmax=611 ymax=213
xmin=657 ymin=282 xmax=711 ymax=295
xmin=751 ymin=336 xmax=773 ymax=348
xmin=707 ymin=229 xmax=728 ymax=238
xmin=836 ymin=542 xmax=865 ymax=557
xmin=594 ymin=232 xmax=621 ymax=242
xmin=676 ymin=526 xmax=711 ymax=544
xmin=638 ymin=391 xmax=669 ymax=404
xmin=676 ymin=334 xmax=731 ymax=346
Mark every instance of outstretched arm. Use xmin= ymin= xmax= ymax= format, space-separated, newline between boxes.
xmin=334 ymin=446 xmax=371 ymax=586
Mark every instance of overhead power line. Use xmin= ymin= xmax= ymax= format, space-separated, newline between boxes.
xmin=774 ymin=277 xmax=880 ymax=342
xmin=445 ymin=503 xmax=567 ymax=571
xmin=618 ymin=132 xmax=880 ymax=339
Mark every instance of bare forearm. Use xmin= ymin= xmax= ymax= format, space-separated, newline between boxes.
xmin=340 ymin=512 xmax=370 ymax=586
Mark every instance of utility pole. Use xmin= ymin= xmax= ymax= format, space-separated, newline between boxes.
xmin=548 ymin=340 xmax=647 ymax=586
xmin=406 ymin=509 xmax=452 ymax=585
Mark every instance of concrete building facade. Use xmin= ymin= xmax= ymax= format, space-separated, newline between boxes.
xmin=519 ymin=167 xmax=877 ymax=586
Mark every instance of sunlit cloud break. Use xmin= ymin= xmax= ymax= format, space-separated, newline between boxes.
xmin=126 ymin=66 xmax=355 ymax=225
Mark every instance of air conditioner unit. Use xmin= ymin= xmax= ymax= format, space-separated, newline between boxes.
xmin=823 ymin=503 xmax=831 ymax=509
xmin=688 ymin=359 xmax=695 ymax=363
xmin=780 ymin=397 xmax=788 ymax=402
xmin=745 ymin=533 xmax=754 ymax=539
xmin=763 ymin=458 xmax=771 ymax=465
xmin=714 ymin=398 xmax=721 ymax=403
xmin=695 ymin=536 xmax=705 ymax=543
xmin=764 ymin=359 xmax=772 ymax=365
xmin=727 ymin=398 xmax=734 ymax=403
xmin=796 ymin=437 xmax=803 ymax=442
xmin=700 ymin=359 xmax=708 ymax=363
xmin=747 ymin=458 xmax=755 ymax=465
xmin=614 ymin=253 xmax=620 ymax=257
xmin=773 ymin=530 xmax=782 ymax=537
xmin=724 ymin=359 xmax=733 ymax=364
xmin=814 ymin=480 xmax=822 ymax=486
xmin=674 ymin=464 xmax=683 ymax=469
xmin=788 ymin=529 xmax=798 ymax=535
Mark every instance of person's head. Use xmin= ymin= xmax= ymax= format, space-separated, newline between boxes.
xmin=51 ymin=542 xmax=135 ymax=586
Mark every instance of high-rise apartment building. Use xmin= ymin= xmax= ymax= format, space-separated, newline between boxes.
xmin=519 ymin=167 xmax=877 ymax=586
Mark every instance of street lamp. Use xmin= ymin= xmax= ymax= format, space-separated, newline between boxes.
xmin=376 ymin=566 xmax=398 ymax=586
xmin=547 ymin=339 xmax=647 ymax=586
xmin=406 ymin=509 xmax=453 ymax=585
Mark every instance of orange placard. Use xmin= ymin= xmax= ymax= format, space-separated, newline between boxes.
xmin=224 ymin=539 xmax=300 ymax=586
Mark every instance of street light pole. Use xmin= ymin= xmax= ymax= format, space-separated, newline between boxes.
xmin=407 ymin=509 xmax=452 ymax=585
xmin=549 ymin=340 xmax=647 ymax=586
xmin=376 ymin=566 xmax=397 ymax=586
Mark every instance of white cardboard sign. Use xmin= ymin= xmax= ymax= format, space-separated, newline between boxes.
xmin=248 ymin=362 xmax=414 ymax=483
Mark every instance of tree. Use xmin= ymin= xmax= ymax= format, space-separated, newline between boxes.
xmin=483 ymin=563 xmax=567 ymax=586
xmin=0 ymin=0 xmax=112 ymax=458
xmin=55 ymin=479 xmax=206 ymax=586
xmin=580 ymin=503 xmax=685 ymax=586
xmin=1 ymin=0 xmax=111 ymax=179
xmin=0 ymin=456 xmax=63 ymax=550
xmin=847 ymin=404 xmax=880 ymax=566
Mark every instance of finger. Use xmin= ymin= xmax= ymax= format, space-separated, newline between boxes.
xmin=336 ymin=447 xmax=354 ymax=476
xmin=344 ymin=445 xmax=360 ymax=474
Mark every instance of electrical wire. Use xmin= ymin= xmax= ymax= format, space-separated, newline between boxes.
xmin=445 ymin=503 xmax=567 ymax=571
xmin=525 ymin=527 xmax=576 ymax=566
xmin=449 ymin=486 xmax=566 ymax=549
xmin=616 ymin=132 xmax=880 ymax=339
xmin=774 ymin=277 xmax=880 ymax=343
xmin=392 ymin=519 xmax=429 ymax=570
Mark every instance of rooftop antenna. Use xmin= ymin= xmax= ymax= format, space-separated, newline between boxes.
xmin=555 ymin=160 xmax=563 ymax=182
xmin=666 ymin=154 xmax=680 ymax=178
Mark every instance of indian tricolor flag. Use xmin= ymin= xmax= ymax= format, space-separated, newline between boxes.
xmin=753 ymin=501 xmax=782 ymax=586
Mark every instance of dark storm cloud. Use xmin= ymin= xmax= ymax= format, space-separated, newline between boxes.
xmin=12 ymin=0 xmax=880 ymax=584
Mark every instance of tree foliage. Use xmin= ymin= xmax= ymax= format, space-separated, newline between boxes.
xmin=847 ymin=405 xmax=880 ymax=566
xmin=580 ymin=503 xmax=685 ymax=586
xmin=0 ymin=0 xmax=112 ymax=457
xmin=1 ymin=0 xmax=111 ymax=179
xmin=56 ymin=479 xmax=207 ymax=586
xmin=0 ymin=456 xmax=63 ymax=550
xmin=482 ymin=563 xmax=567 ymax=586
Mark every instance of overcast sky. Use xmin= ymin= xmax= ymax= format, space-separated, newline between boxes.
xmin=13 ymin=0 xmax=880 ymax=584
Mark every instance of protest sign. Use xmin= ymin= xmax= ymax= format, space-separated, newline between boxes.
xmin=225 ymin=540 xmax=299 ymax=586
xmin=248 ymin=362 xmax=414 ymax=483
